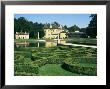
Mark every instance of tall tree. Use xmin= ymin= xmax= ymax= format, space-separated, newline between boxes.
xmin=86 ymin=14 xmax=97 ymax=38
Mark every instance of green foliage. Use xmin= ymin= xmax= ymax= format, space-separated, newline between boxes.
xmin=47 ymin=57 xmax=64 ymax=64
xmin=14 ymin=51 xmax=32 ymax=58
xmin=67 ymin=38 xmax=97 ymax=45
xmin=15 ymin=72 xmax=38 ymax=76
xmin=68 ymin=25 xmax=80 ymax=32
xmin=14 ymin=17 xmax=44 ymax=39
xmin=14 ymin=63 xmax=39 ymax=75
xmin=86 ymin=14 xmax=97 ymax=38
xmin=61 ymin=62 xmax=97 ymax=76
xmin=14 ymin=53 xmax=39 ymax=76
xmin=14 ymin=45 xmax=97 ymax=76
xmin=33 ymin=58 xmax=47 ymax=67
xmin=59 ymin=47 xmax=97 ymax=76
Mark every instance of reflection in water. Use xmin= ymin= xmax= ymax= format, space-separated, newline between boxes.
xmin=15 ymin=41 xmax=29 ymax=47
xmin=45 ymin=41 xmax=57 ymax=47
xmin=15 ymin=40 xmax=66 ymax=48
xmin=45 ymin=40 xmax=66 ymax=47
xmin=60 ymin=40 xmax=66 ymax=44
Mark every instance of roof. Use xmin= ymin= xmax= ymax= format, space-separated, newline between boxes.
xmin=44 ymin=23 xmax=62 ymax=29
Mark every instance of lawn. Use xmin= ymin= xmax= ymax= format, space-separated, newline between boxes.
xmin=66 ymin=38 xmax=97 ymax=45
xmin=38 ymin=64 xmax=84 ymax=76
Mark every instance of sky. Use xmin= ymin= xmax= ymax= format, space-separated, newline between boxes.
xmin=14 ymin=14 xmax=92 ymax=28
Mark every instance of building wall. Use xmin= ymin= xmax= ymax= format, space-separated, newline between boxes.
xmin=16 ymin=34 xmax=29 ymax=39
xmin=44 ymin=28 xmax=66 ymax=39
xmin=60 ymin=33 xmax=67 ymax=39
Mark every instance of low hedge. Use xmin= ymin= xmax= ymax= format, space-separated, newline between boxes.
xmin=14 ymin=63 xmax=39 ymax=75
xmin=33 ymin=58 xmax=48 ymax=67
xmin=61 ymin=62 xmax=97 ymax=76
xmin=14 ymin=55 xmax=32 ymax=64
xmin=72 ymin=57 xmax=97 ymax=64
xmin=47 ymin=57 xmax=65 ymax=64
xmin=15 ymin=71 xmax=38 ymax=76
xmin=33 ymin=57 xmax=64 ymax=67
xmin=14 ymin=54 xmax=39 ymax=76
xmin=15 ymin=51 xmax=32 ymax=58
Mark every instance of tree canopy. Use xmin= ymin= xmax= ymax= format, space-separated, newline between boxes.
xmin=86 ymin=14 xmax=97 ymax=38
xmin=14 ymin=17 xmax=44 ymax=39
xmin=67 ymin=25 xmax=80 ymax=32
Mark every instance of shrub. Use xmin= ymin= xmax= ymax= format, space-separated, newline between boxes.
xmin=14 ymin=71 xmax=38 ymax=76
xmin=72 ymin=57 xmax=97 ymax=64
xmin=14 ymin=63 xmax=39 ymax=75
xmin=47 ymin=57 xmax=65 ymax=64
xmin=61 ymin=61 xmax=97 ymax=76
xmin=33 ymin=58 xmax=48 ymax=67
xmin=15 ymin=51 xmax=32 ymax=58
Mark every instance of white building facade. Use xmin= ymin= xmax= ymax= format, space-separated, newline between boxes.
xmin=15 ymin=32 xmax=29 ymax=39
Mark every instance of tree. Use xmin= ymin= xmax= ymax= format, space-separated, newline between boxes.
xmin=14 ymin=17 xmax=45 ymax=39
xmin=80 ymin=28 xmax=87 ymax=33
xmin=64 ymin=25 xmax=68 ymax=29
xmin=68 ymin=25 xmax=80 ymax=32
xmin=86 ymin=14 xmax=97 ymax=38
xmin=53 ymin=21 xmax=59 ymax=26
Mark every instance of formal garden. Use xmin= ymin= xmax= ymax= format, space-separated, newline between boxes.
xmin=14 ymin=44 xmax=97 ymax=76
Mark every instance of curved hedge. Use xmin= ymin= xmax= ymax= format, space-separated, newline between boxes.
xmin=14 ymin=55 xmax=39 ymax=76
xmin=61 ymin=61 xmax=97 ymax=76
xmin=33 ymin=57 xmax=65 ymax=67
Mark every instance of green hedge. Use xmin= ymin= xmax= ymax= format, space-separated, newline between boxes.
xmin=15 ymin=72 xmax=38 ymax=76
xmin=71 ymin=57 xmax=97 ymax=64
xmin=61 ymin=61 xmax=97 ymax=76
xmin=15 ymin=51 xmax=32 ymax=58
xmin=14 ymin=55 xmax=32 ymax=64
xmin=67 ymin=38 xmax=97 ymax=45
xmin=47 ymin=57 xmax=65 ymax=64
xmin=32 ymin=56 xmax=65 ymax=67
xmin=33 ymin=58 xmax=47 ymax=67
xmin=14 ymin=54 xmax=39 ymax=76
xmin=14 ymin=63 xmax=39 ymax=75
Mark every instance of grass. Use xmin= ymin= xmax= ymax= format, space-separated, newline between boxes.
xmin=66 ymin=38 xmax=97 ymax=45
xmin=38 ymin=64 xmax=84 ymax=76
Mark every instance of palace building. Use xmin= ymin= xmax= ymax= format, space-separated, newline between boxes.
xmin=44 ymin=23 xmax=67 ymax=39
